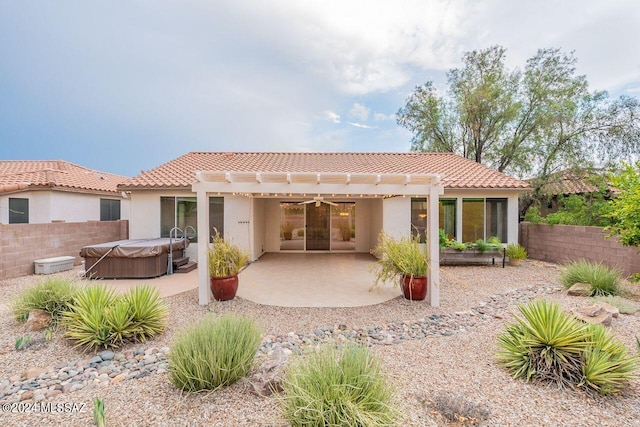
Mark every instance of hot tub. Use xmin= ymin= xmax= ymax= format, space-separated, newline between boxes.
xmin=80 ymin=238 xmax=188 ymax=279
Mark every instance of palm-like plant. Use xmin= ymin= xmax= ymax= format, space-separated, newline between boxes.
xmin=497 ymin=300 xmax=591 ymax=386
xmin=581 ymin=324 xmax=639 ymax=395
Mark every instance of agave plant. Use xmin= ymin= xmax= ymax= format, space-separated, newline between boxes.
xmin=580 ymin=324 xmax=639 ymax=395
xmin=496 ymin=300 xmax=591 ymax=386
xmin=61 ymin=284 xmax=167 ymax=350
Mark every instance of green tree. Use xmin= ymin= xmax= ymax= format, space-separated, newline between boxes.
xmin=398 ymin=46 xmax=640 ymax=215
xmin=607 ymin=162 xmax=640 ymax=247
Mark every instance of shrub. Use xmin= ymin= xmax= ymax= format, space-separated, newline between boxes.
xmin=592 ymin=295 xmax=638 ymax=315
xmin=281 ymin=344 xmax=398 ymax=426
xmin=169 ymin=313 xmax=261 ymax=392
xmin=497 ymin=299 xmax=639 ymax=395
xmin=11 ymin=277 xmax=79 ymax=323
xmin=505 ymin=243 xmax=528 ymax=260
xmin=474 ymin=239 xmax=492 ymax=253
xmin=61 ymin=284 xmax=167 ymax=350
xmin=559 ymin=260 xmax=622 ymax=296
xmin=496 ymin=299 xmax=589 ymax=386
xmin=581 ymin=324 xmax=639 ymax=395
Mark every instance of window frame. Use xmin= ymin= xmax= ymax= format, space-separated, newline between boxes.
xmin=9 ymin=198 xmax=29 ymax=224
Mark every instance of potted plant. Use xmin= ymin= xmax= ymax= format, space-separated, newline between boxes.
xmin=282 ymin=221 xmax=295 ymax=240
xmin=371 ymin=232 xmax=429 ymax=301
xmin=208 ymin=232 xmax=249 ymax=301
xmin=505 ymin=243 xmax=527 ymax=266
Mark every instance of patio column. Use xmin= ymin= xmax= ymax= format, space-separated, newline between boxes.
xmin=428 ymin=184 xmax=440 ymax=307
xmin=195 ymin=184 xmax=210 ymax=305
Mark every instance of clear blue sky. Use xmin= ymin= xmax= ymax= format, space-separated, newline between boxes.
xmin=1 ymin=1 xmax=638 ymax=177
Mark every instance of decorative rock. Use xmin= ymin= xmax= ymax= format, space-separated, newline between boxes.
xmin=23 ymin=367 xmax=47 ymax=380
xmin=21 ymin=391 xmax=34 ymax=401
xmin=593 ymin=301 xmax=620 ymax=318
xmin=110 ymin=374 xmax=126 ymax=384
xmin=573 ymin=306 xmax=613 ymax=326
xmin=89 ymin=356 xmax=103 ymax=365
xmin=26 ymin=309 xmax=52 ymax=331
xmin=250 ymin=347 xmax=290 ymax=397
xmin=568 ymin=283 xmax=592 ymax=296
xmin=99 ymin=350 xmax=115 ymax=361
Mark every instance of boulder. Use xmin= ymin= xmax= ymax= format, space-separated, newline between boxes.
xmin=567 ymin=283 xmax=592 ymax=297
xmin=572 ymin=306 xmax=612 ymax=326
xmin=250 ymin=347 xmax=291 ymax=397
xmin=26 ymin=309 xmax=51 ymax=331
xmin=593 ymin=301 xmax=620 ymax=318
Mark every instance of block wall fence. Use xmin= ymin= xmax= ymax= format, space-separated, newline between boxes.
xmin=519 ymin=222 xmax=640 ymax=277
xmin=0 ymin=220 xmax=128 ymax=280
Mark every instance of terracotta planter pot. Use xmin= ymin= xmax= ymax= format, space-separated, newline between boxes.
xmin=401 ymin=275 xmax=427 ymax=301
xmin=508 ymin=258 xmax=521 ymax=267
xmin=210 ymin=274 xmax=239 ymax=301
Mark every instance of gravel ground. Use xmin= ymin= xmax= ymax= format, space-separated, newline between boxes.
xmin=0 ymin=260 xmax=638 ymax=426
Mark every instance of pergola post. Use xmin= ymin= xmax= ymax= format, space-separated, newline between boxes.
xmin=427 ymin=183 xmax=440 ymax=307
xmin=195 ymin=183 xmax=210 ymax=305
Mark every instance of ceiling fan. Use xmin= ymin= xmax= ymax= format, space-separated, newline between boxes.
xmin=298 ymin=196 xmax=339 ymax=207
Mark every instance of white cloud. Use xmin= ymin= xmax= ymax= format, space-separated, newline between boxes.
xmin=348 ymin=103 xmax=370 ymax=122
xmin=374 ymin=112 xmax=396 ymax=121
xmin=347 ymin=122 xmax=375 ymax=129
xmin=322 ymin=110 xmax=341 ymax=123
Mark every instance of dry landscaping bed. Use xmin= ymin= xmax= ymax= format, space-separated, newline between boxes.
xmin=0 ymin=260 xmax=638 ymax=426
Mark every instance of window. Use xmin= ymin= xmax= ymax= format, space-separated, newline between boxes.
xmin=160 ymin=197 xmax=224 ymax=242
xmin=461 ymin=198 xmax=509 ymax=243
xmin=462 ymin=199 xmax=484 ymax=242
xmin=100 ymin=199 xmax=121 ymax=221
xmin=9 ymin=198 xmax=29 ymax=224
xmin=410 ymin=198 xmax=427 ymax=243
xmin=486 ymin=198 xmax=508 ymax=242
xmin=439 ymin=199 xmax=456 ymax=240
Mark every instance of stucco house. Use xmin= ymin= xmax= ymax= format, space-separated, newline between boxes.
xmin=120 ymin=152 xmax=530 ymax=306
xmin=0 ymin=160 xmax=130 ymax=224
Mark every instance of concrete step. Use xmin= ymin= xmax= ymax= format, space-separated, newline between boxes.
xmin=172 ymin=257 xmax=189 ymax=268
xmin=176 ymin=261 xmax=197 ymax=273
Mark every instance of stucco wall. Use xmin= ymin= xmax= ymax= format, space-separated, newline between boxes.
xmin=519 ymin=222 xmax=640 ymax=276
xmin=0 ymin=191 xmax=129 ymax=224
xmin=0 ymin=220 xmax=128 ymax=279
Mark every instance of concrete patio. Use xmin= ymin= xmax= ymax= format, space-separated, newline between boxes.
xmin=237 ymin=253 xmax=401 ymax=307
xmin=78 ymin=253 xmax=401 ymax=308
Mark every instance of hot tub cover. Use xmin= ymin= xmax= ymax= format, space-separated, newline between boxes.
xmin=79 ymin=238 xmax=188 ymax=259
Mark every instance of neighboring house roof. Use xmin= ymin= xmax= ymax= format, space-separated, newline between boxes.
xmin=534 ymin=169 xmax=617 ymax=197
xmin=120 ymin=152 xmax=530 ymax=191
xmin=0 ymin=160 xmax=129 ymax=196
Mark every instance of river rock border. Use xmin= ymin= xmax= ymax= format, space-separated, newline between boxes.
xmin=0 ymin=285 xmax=560 ymax=403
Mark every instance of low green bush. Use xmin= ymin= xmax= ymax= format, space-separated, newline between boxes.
xmin=281 ymin=344 xmax=398 ymax=426
xmin=11 ymin=277 xmax=79 ymax=323
xmin=474 ymin=239 xmax=492 ymax=253
xmin=560 ymin=260 xmax=622 ymax=296
xmin=496 ymin=299 xmax=638 ymax=395
xmin=505 ymin=243 xmax=528 ymax=260
xmin=169 ymin=313 xmax=261 ymax=392
xmin=61 ymin=284 xmax=167 ymax=350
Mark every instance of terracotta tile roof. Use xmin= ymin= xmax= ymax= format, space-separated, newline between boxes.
xmin=536 ymin=169 xmax=617 ymax=196
xmin=121 ymin=152 xmax=530 ymax=190
xmin=0 ymin=160 xmax=129 ymax=195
